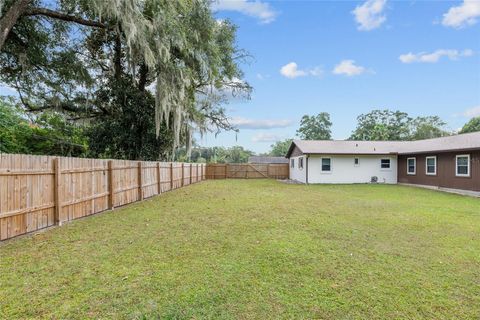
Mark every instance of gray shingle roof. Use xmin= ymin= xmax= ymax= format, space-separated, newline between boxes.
xmin=397 ymin=132 xmax=480 ymax=154
xmin=291 ymin=140 xmax=402 ymax=155
xmin=286 ymin=132 xmax=480 ymax=157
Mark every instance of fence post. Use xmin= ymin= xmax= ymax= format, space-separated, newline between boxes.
xmin=138 ymin=161 xmax=143 ymax=201
xmin=53 ymin=158 xmax=62 ymax=225
xmin=225 ymin=163 xmax=228 ymax=179
xmin=157 ymin=162 xmax=161 ymax=194
xmin=181 ymin=163 xmax=184 ymax=187
xmin=108 ymin=160 xmax=114 ymax=210
xmin=170 ymin=162 xmax=174 ymax=190
xmin=190 ymin=163 xmax=193 ymax=184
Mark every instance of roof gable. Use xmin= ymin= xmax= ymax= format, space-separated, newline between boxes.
xmin=285 ymin=141 xmax=304 ymax=158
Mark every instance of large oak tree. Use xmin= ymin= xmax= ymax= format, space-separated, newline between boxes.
xmin=0 ymin=0 xmax=251 ymax=159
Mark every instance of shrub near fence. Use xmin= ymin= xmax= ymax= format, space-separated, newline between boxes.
xmin=0 ymin=153 xmax=206 ymax=241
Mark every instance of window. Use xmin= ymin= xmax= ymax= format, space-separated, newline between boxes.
xmin=321 ymin=158 xmax=331 ymax=172
xmin=299 ymin=157 xmax=304 ymax=169
xmin=354 ymin=158 xmax=360 ymax=166
xmin=407 ymin=157 xmax=416 ymax=175
xmin=426 ymin=156 xmax=437 ymax=175
xmin=381 ymin=159 xmax=391 ymax=169
xmin=290 ymin=158 xmax=295 ymax=168
xmin=456 ymin=155 xmax=470 ymax=177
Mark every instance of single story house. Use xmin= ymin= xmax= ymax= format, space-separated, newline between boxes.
xmin=248 ymin=156 xmax=289 ymax=164
xmin=285 ymin=132 xmax=480 ymax=193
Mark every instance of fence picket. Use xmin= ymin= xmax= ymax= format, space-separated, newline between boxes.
xmin=0 ymin=153 xmax=288 ymax=241
xmin=0 ymin=154 xmax=208 ymax=241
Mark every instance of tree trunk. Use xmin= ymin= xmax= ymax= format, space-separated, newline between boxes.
xmin=138 ymin=63 xmax=148 ymax=92
xmin=0 ymin=0 xmax=31 ymax=51
xmin=114 ymin=28 xmax=122 ymax=80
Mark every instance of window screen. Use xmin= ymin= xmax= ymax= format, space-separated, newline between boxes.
xmin=456 ymin=155 xmax=469 ymax=176
xmin=322 ymin=158 xmax=331 ymax=171
xmin=407 ymin=158 xmax=416 ymax=174
xmin=381 ymin=159 xmax=391 ymax=169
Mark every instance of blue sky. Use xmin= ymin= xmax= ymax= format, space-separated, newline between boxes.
xmin=1 ymin=0 xmax=479 ymax=154
xmin=198 ymin=0 xmax=480 ymax=153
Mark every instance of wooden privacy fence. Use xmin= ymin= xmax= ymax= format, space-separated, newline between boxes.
xmin=0 ymin=153 xmax=206 ymax=241
xmin=206 ymin=163 xmax=289 ymax=180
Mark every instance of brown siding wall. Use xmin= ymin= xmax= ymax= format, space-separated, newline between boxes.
xmin=290 ymin=145 xmax=304 ymax=158
xmin=398 ymin=151 xmax=480 ymax=191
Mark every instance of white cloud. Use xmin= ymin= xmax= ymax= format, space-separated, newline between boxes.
xmin=352 ymin=0 xmax=387 ymax=31
xmin=252 ymin=132 xmax=285 ymax=143
xmin=280 ymin=62 xmax=323 ymax=79
xmin=332 ymin=60 xmax=368 ymax=76
xmin=212 ymin=0 xmax=277 ymax=24
xmin=442 ymin=0 xmax=480 ymax=28
xmin=309 ymin=66 xmax=324 ymax=77
xmin=256 ymin=73 xmax=271 ymax=80
xmin=463 ymin=106 xmax=480 ymax=118
xmin=230 ymin=117 xmax=293 ymax=129
xmin=399 ymin=49 xmax=474 ymax=63
xmin=280 ymin=62 xmax=307 ymax=78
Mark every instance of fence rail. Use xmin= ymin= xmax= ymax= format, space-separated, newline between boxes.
xmin=0 ymin=154 xmax=206 ymax=241
xmin=205 ymin=163 xmax=289 ymax=180
xmin=0 ymin=155 xmax=289 ymax=241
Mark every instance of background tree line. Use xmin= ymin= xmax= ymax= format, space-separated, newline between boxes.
xmin=268 ymin=110 xmax=480 ymax=157
xmin=175 ymin=145 xmax=254 ymax=163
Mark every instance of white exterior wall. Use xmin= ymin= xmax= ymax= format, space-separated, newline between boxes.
xmin=289 ymin=155 xmax=307 ymax=183
xmin=307 ymin=155 xmax=398 ymax=184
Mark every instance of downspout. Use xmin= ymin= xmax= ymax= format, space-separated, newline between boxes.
xmin=306 ymin=155 xmax=309 ymax=185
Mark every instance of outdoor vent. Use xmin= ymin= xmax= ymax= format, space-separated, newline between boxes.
xmin=371 ymin=176 xmax=378 ymax=183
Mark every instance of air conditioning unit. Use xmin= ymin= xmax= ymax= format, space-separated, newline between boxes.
xmin=371 ymin=176 xmax=378 ymax=183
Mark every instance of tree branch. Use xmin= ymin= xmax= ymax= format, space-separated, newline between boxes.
xmin=25 ymin=8 xmax=108 ymax=28
xmin=0 ymin=0 xmax=31 ymax=51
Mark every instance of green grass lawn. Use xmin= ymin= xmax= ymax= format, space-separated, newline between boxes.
xmin=1 ymin=180 xmax=479 ymax=319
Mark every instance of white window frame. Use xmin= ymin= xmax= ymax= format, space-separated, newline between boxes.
xmin=299 ymin=157 xmax=304 ymax=170
xmin=407 ymin=157 xmax=416 ymax=175
xmin=321 ymin=157 xmax=332 ymax=173
xmin=380 ymin=158 xmax=391 ymax=170
xmin=354 ymin=157 xmax=360 ymax=167
xmin=290 ymin=158 xmax=295 ymax=169
xmin=456 ymin=154 xmax=470 ymax=177
xmin=425 ymin=156 xmax=437 ymax=176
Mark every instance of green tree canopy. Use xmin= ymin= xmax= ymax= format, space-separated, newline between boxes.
xmin=296 ymin=113 xmax=332 ymax=140
xmin=1 ymin=0 xmax=251 ymax=160
xmin=174 ymin=146 xmax=255 ymax=163
xmin=350 ymin=109 xmax=450 ymax=141
xmin=459 ymin=117 xmax=480 ymax=134
xmin=409 ymin=116 xmax=451 ymax=140
xmin=268 ymin=139 xmax=293 ymax=156
xmin=350 ymin=110 xmax=411 ymax=141
xmin=217 ymin=146 xmax=254 ymax=163
xmin=0 ymin=97 xmax=88 ymax=156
